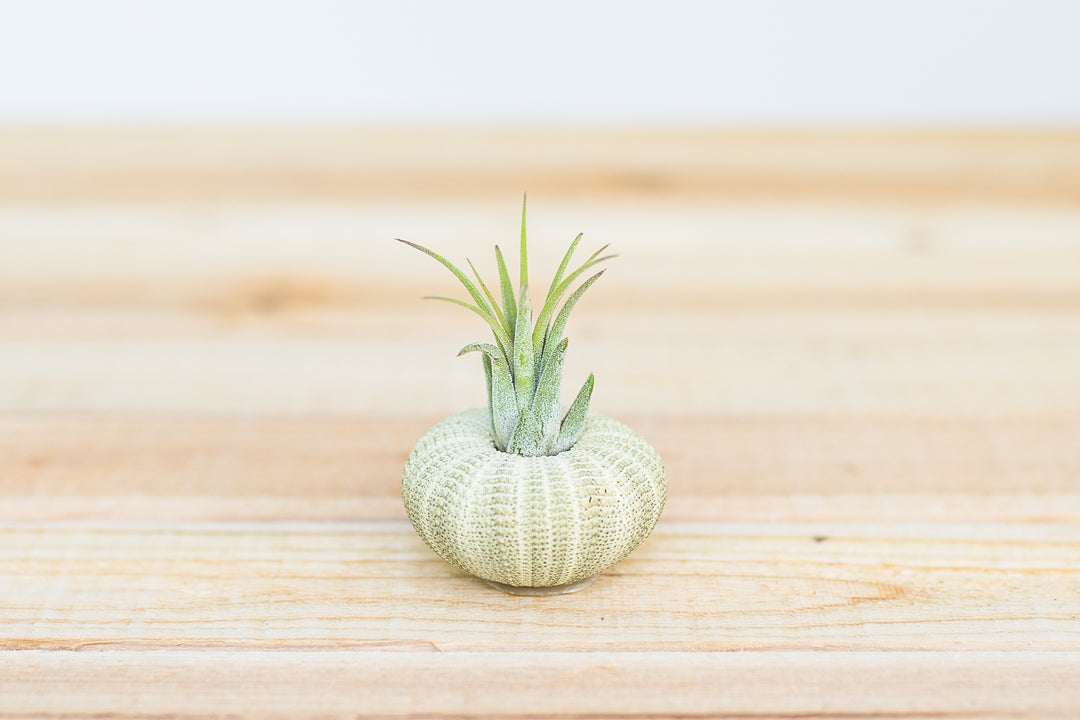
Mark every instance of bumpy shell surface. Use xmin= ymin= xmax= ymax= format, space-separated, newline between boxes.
xmin=402 ymin=408 xmax=667 ymax=587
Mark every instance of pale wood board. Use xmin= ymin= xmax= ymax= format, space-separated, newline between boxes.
xmin=0 ymin=129 xmax=1078 ymax=718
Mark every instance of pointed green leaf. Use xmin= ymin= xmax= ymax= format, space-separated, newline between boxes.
xmin=530 ymin=233 xmax=580 ymax=358
xmin=512 ymin=283 xmax=535 ymax=409
xmin=532 ymin=246 xmax=614 ymax=355
xmin=425 ymin=296 xmax=511 ymax=355
xmin=456 ymin=342 xmax=507 ymax=364
xmin=585 ymin=243 xmax=611 ymax=263
xmin=482 ymin=352 xmax=494 ymax=438
xmin=459 ymin=343 xmax=517 ymax=450
xmin=555 ymin=373 xmax=594 ymax=454
xmin=467 ymin=257 xmax=509 ymax=336
xmin=491 ymin=364 xmax=518 ymax=451
xmin=494 ymin=245 xmax=517 ymax=331
xmin=508 ymin=404 xmax=544 ymax=456
xmin=551 ymin=247 xmax=615 ymax=300
xmin=398 ymin=239 xmax=495 ymax=318
xmin=540 ymin=270 xmax=604 ymax=372
xmin=545 ymin=233 xmax=582 ymax=307
xmin=532 ymin=337 xmax=568 ymax=449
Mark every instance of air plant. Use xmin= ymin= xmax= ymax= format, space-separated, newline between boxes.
xmin=398 ymin=197 xmax=612 ymax=456
xmin=399 ymin=196 xmax=665 ymax=594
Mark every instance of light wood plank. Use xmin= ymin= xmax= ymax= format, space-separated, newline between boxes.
xmin=2 ymin=414 xmax=1080 ymax=516
xmin=3 ymin=203 xmax=1080 ymax=308
xmin=2 ymin=650 xmax=1079 ymax=719
xmin=2 ymin=494 xmax=1080 ymax=524
xmin=2 ymin=128 xmax=1079 ymax=204
xmin=2 ymin=128 xmax=1079 ymax=718
xmin=0 ymin=307 xmax=1078 ymax=417
xmin=1 ymin=521 xmax=1077 ymax=652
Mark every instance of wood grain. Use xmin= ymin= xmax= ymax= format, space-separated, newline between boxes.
xmin=2 ymin=128 xmax=1079 ymax=205
xmin=2 ymin=521 xmax=1078 ymax=653
xmin=1 ymin=128 xmax=1078 ymax=718
xmin=3 ymin=651 xmax=1079 ymax=718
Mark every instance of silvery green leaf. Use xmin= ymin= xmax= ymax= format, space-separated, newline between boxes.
xmin=547 ymin=233 xmax=583 ymax=305
xmin=541 ymin=270 xmax=604 ymax=374
xmin=532 ymin=245 xmax=614 ymax=355
xmin=489 ymin=358 xmax=518 ymax=451
xmin=398 ymin=238 xmax=497 ymax=323
xmin=555 ymin=373 xmax=594 ymax=454
xmin=512 ymin=283 xmax=535 ymax=410
xmin=482 ymin=352 xmax=493 ymax=436
xmin=508 ymin=404 xmax=544 ymax=456
xmin=532 ymin=233 xmax=582 ymax=358
xmin=532 ymin=337 xmax=568 ymax=450
xmin=426 ymin=295 xmax=511 ymax=355
xmin=457 ymin=342 xmax=506 ymax=363
xmin=467 ymin=257 xmax=509 ymax=336
xmin=458 ymin=342 xmax=516 ymax=450
xmin=495 ymin=245 xmax=517 ymax=331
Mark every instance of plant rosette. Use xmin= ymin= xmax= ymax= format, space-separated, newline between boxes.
xmin=399 ymin=198 xmax=666 ymax=595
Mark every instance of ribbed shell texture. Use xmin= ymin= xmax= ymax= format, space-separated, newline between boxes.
xmin=402 ymin=409 xmax=667 ymax=588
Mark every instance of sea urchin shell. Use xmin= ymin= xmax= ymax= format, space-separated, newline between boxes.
xmin=402 ymin=408 xmax=667 ymax=590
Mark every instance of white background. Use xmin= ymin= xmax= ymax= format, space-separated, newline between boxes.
xmin=0 ymin=0 xmax=1078 ymax=125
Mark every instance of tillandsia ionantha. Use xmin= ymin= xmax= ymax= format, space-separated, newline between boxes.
xmin=398 ymin=196 xmax=666 ymax=594
xmin=398 ymin=196 xmax=613 ymax=457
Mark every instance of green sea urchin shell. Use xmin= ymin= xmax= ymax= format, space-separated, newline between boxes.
xmin=402 ymin=408 xmax=667 ymax=588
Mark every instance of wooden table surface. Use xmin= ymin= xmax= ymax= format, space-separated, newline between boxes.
xmin=1 ymin=128 xmax=1078 ymax=718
